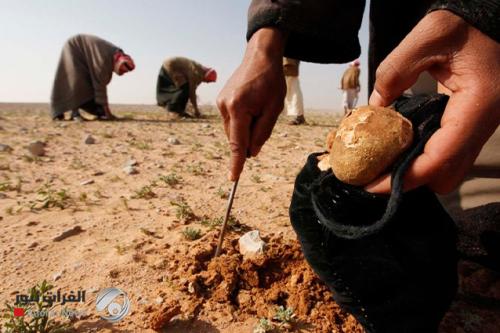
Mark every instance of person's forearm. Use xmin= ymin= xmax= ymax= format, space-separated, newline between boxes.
xmin=246 ymin=27 xmax=287 ymax=59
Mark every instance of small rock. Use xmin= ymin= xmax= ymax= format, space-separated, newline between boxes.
xmin=53 ymin=226 xmax=84 ymax=242
xmin=0 ymin=144 xmax=13 ymax=153
xmin=201 ymin=124 xmax=211 ymax=129
xmin=88 ymin=287 xmax=99 ymax=294
xmin=80 ymin=179 xmax=94 ymax=186
xmin=167 ymin=137 xmax=180 ymax=145
xmin=279 ymin=132 xmax=288 ymax=138
xmin=155 ymin=296 xmax=164 ymax=304
xmin=238 ymin=230 xmax=266 ymax=257
xmin=0 ymin=193 xmax=7 ymax=199
xmin=84 ymin=135 xmax=96 ymax=144
xmin=187 ymin=282 xmax=196 ymax=294
xmin=28 ymin=242 xmax=39 ymax=249
xmin=27 ymin=141 xmax=45 ymax=157
xmin=53 ymin=271 xmax=63 ymax=281
xmin=92 ymin=171 xmax=104 ymax=176
xmin=109 ymin=269 xmax=119 ymax=278
xmin=124 ymin=159 xmax=138 ymax=167
xmin=123 ymin=165 xmax=138 ymax=175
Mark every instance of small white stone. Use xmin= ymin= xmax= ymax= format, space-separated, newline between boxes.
xmin=124 ymin=159 xmax=138 ymax=167
xmin=80 ymin=179 xmax=94 ymax=186
xmin=123 ymin=165 xmax=138 ymax=175
xmin=167 ymin=137 xmax=180 ymax=145
xmin=53 ymin=271 xmax=63 ymax=281
xmin=238 ymin=230 xmax=266 ymax=257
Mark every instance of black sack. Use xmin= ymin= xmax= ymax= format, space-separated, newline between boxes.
xmin=289 ymin=94 xmax=458 ymax=333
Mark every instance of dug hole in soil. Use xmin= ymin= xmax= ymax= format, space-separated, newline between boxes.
xmin=147 ymin=231 xmax=364 ymax=333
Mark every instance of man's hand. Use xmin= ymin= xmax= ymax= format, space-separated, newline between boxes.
xmin=217 ymin=28 xmax=287 ymax=181
xmin=366 ymin=10 xmax=500 ymax=194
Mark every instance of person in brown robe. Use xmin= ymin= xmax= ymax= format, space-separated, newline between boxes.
xmin=156 ymin=57 xmax=216 ymax=118
xmin=50 ymin=34 xmax=135 ymax=121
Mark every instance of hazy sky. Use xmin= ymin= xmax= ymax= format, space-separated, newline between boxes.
xmin=0 ymin=0 xmax=370 ymax=111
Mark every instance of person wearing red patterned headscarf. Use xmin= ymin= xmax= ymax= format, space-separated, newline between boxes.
xmin=156 ymin=57 xmax=216 ymax=118
xmin=50 ymin=34 xmax=135 ymax=121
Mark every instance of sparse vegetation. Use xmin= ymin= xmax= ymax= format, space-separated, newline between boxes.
xmin=182 ymin=227 xmax=202 ymax=241
xmin=30 ymin=184 xmax=72 ymax=210
xmin=120 ymin=196 xmax=130 ymax=210
xmin=215 ymin=187 xmax=228 ymax=199
xmin=187 ymin=162 xmax=205 ymax=176
xmin=1 ymin=280 xmax=73 ymax=333
xmin=200 ymin=216 xmax=237 ymax=230
xmin=171 ymin=199 xmax=195 ymax=222
xmin=253 ymin=318 xmax=274 ymax=333
xmin=140 ymin=227 xmax=162 ymax=239
xmin=273 ymin=306 xmax=296 ymax=327
xmin=129 ymin=140 xmax=152 ymax=150
xmin=251 ymin=174 xmax=263 ymax=183
xmin=0 ymin=180 xmax=18 ymax=192
xmin=132 ymin=185 xmax=156 ymax=199
xmin=22 ymin=155 xmax=42 ymax=164
xmin=69 ymin=158 xmax=85 ymax=169
xmin=158 ymin=173 xmax=182 ymax=187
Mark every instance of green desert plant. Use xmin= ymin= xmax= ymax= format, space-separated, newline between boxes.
xmin=251 ymin=174 xmax=263 ymax=184
xmin=200 ymin=216 xmax=237 ymax=230
xmin=171 ymin=199 xmax=195 ymax=222
xmin=273 ymin=306 xmax=296 ymax=325
xmin=182 ymin=227 xmax=202 ymax=241
xmin=187 ymin=163 xmax=205 ymax=176
xmin=253 ymin=318 xmax=274 ymax=333
xmin=132 ymin=185 xmax=156 ymax=200
xmin=30 ymin=184 xmax=72 ymax=210
xmin=1 ymin=280 xmax=73 ymax=333
xmin=215 ymin=187 xmax=228 ymax=199
xmin=158 ymin=173 xmax=182 ymax=187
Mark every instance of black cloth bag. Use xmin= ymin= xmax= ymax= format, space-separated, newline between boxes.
xmin=290 ymin=94 xmax=458 ymax=332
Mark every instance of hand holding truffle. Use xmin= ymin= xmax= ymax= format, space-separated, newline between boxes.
xmin=329 ymin=106 xmax=413 ymax=186
xmin=367 ymin=11 xmax=500 ymax=194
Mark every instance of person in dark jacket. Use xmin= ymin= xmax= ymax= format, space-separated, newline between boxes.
xmin=216 ymin=0 xmax=500 ymax=331
xmin=156 ymin=57 xmax=217 ymax=118
xmin=51 ymin=34 xmax=135 ymax=121
xmin=217 ymin=0 xmax=500 ymax=193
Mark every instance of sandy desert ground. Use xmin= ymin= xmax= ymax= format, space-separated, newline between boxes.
xmin=0 ymin=103 xmax=498 ymax=333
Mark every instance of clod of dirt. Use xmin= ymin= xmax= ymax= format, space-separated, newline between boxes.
xmin=148 ymin=232 xmax=364 ymax=333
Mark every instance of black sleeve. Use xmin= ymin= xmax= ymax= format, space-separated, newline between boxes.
xmin=247 ymin=0 xmax=366 ymax=64
xmin=429 ymin=0 xmax=500 ymax=42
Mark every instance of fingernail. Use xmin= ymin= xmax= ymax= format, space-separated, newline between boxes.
xmin=369 ymin=89 xmax=384 ymax=106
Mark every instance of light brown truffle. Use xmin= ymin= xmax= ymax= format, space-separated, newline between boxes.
xmin=325 ymin=129 xmax=337 ymax=152
xmin=329 ymin=105 xmax=413 ymax=186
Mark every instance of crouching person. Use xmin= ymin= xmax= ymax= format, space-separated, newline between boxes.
xmin=156 ymin=57 xmax=216 ymax=118
xmin=50 ymin=34 xmax=135 ymax=121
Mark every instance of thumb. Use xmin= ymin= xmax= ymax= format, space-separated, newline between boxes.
xmin=369 ymin=15 xmax=445 ymax=106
